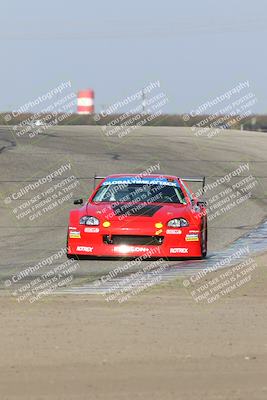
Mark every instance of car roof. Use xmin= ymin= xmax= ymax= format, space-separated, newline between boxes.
xmin=105 ymin=174 xmax=180 ymax=180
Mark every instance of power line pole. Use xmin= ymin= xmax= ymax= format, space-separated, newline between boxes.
xmin=142 ymin=88 xmax=146 ymax=114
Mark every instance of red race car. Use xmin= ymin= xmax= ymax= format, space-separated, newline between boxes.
xmin=67 ymin=174 xmax=207 ymax=259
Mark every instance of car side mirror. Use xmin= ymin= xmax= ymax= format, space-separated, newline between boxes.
xmin=73 ymin=198 xmax=83 ymax=205
xmin=197 ymin=200 xmax=207 ymax=207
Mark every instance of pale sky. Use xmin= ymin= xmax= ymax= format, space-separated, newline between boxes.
xmin=1 ymin=0 xmax=267 ymax=114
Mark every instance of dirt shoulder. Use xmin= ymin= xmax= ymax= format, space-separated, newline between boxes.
xmin=1 ymin=253 xmax=267 ymax=400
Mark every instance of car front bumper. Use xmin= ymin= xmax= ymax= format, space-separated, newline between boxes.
xmin=67 ymin=225 xmax=202 ymax=258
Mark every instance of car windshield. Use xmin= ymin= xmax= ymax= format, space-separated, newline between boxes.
xmin=92 ymin=183 xmax=186 ymax=204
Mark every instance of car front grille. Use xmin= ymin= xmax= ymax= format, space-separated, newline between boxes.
xmin=103 ymin=235 xmax=164 ymax=246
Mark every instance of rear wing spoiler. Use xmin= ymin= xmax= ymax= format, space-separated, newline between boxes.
xmin=180 ymin=176 xmax=206 ymax=194
xmin=93 ymin=174 xmax=106 ymax=189
xmin=93 ymin=174 xmax=206 ymax=193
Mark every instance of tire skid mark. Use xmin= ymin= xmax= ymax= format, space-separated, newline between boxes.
xmin=58 ymin=220 xmax=267 ymax=294
xmin=0 ymin=135 xmax=16 ymax=154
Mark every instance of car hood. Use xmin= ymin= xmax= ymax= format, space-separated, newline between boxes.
xmin=86 ymin=202 xmax=190 ymax=221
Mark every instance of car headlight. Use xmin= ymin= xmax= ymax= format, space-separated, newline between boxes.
xmin=167 ymin=218 xmax=189 ymax=227
xmin=79 ymin=216 xmax=100 ymax=226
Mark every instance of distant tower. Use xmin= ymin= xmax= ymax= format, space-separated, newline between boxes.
xmin=77 ymin=89 xmax=95 ymax=114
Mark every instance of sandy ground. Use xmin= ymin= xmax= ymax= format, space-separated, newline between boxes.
xmin=1 ymin=125 xmax=267 ymax=398
xmin=0 ymin=126 xmax=267 ymax=286
xmin=1 ymin=252 xmax=267 ymax=400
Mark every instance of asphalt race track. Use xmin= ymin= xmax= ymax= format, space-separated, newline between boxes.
xmin=0 ymin=125 xmax=267 ymax=289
